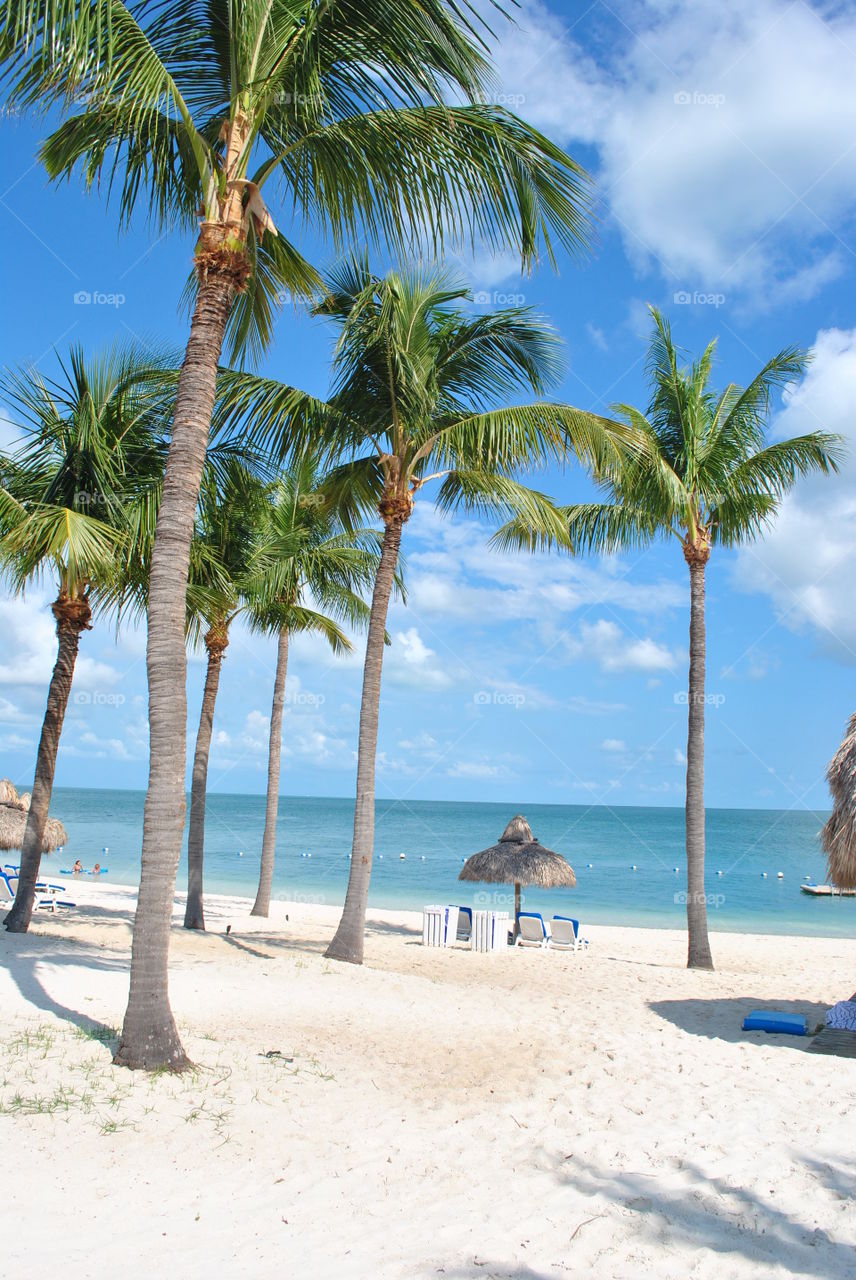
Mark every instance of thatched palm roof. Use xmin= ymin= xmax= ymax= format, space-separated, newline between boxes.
xmin=459 ymin=814 xmax=576 ymax=888
xmin=821 ymin=713 xmax=856 ymax=889
xmin=0 ymin=779 xmax=68 ymax=853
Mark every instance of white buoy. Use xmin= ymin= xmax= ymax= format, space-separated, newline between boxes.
xmin=378 ymin=854 xmax=383 ymax=860
xmin=804 ymin=875 xmax=811 ymax=881
xmin=421 ymin=856 xmax=426 ymax=861
xmin=307 ymin=853 xmax=312 ymax=858
xmin=716 ymin=870 xmax=723 ymax=876
xmin=777 ymin=871 xmax=784 ymax=879
xmin=102 ymin=846 xmax=108 ymax=855
xmin=238 ymin=850 xmax=243 ymax=857
xmin=586 ymin=862 xmax=593 ymax=869
xmin=399 ymin=853 xmax=405 ymax=860
xmin=761 ymin=872 xmax=768 ymax=878
xmin=673 ymin=867 xmax=679 ymax=873
xmin=631 ymin=864 xmax=637 ymax=871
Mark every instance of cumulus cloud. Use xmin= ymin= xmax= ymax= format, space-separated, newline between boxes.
xmin=733 ymin=327 xmax=856 ymax=660
xmin=488 ymin=0 xmax=856 ymax=306
xmin=568 ymin=619 xmax=684 ymax=674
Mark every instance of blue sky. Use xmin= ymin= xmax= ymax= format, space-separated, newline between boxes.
xmin=1 ymin=0 xmax=855 ymax=811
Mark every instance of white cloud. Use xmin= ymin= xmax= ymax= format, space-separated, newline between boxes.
xmin=489 ymin=0 xmax=856 ymax=306
xmin=0 ymin=594 xmax=123 ymax=690
xmin=446 ymin=760 xmax=508 ymax=779
xmin=733 ymin=327 xmax=856 ymax=660
xmin=387 ymin=626 xmax=454 ymax=689
xmin=601 ymin=738 xmax=627 ymax=752
xmin=569 ymin=619 xmax=683 ymax=673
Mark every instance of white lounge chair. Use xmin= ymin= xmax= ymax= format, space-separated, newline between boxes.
xmin=456 ymin=907 xmax=472 ymax=942
xmin=515 ymin=912 xmax=550 ymax=947
xmin=549 ymin=915 xmax=586 ymax=952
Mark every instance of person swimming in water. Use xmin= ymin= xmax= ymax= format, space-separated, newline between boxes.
xmin=72 ymin=859 xmax=83 ymax=875
xmin=91 ymin=862 xmax=101 ymax=876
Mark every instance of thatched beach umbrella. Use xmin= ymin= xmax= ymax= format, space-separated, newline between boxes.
xmin=821 ymin=712 xmax=856 ymax=889
xmin=459 ymin=814 xmax=576 ymax=937
xmin=0 ymin=780 xmax=67 ymax=855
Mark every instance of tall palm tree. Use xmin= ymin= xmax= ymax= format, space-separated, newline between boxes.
xmin=2 ymin=0 xmax=596 ymax=1070
xmin=227 ymin=260 xmax=624 ymax=964
xmin=496 ymin=307 xmax=843 ymax=969
xmin=243 ymin=455 xmax=381 ymax=919
xmin=0 ymin=344 xmax=168 ymax=932
xmin=183 ymin=461 xmax=269 ymax=931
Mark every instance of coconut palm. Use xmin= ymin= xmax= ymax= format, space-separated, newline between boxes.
xmin=2 ymin=0 xmax=596 ymax=1070
xmin=182 ymin=461 xmax=269 ymax=931
xmin=225 ymin=260 xmax=625 ymax=963
xmin=495 ymin=307 xmax=843 ymax=969
xmin=243 ymin=456 xmax=381 ymax=918
xmin=0 ymin=344 xmax=168 ymax=932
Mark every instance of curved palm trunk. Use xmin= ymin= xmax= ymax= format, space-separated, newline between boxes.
xmin=252 ymin=628 xmax=289 ymax=918
xmin=184 ymin=627 xmax=229 ymax=930
xmin=4 ymin=593 xmax=91 ymax=933
xmin=684 ymin=548 xmax=714 ymax=970
xmin=326 ymin=513 xmax=406 ymax=964
xmin=114 ymin=258 xmax=240 ymax=1072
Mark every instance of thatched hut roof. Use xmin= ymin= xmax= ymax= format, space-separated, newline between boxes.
xmin=821 ymin=713 xmax=856 ymax=889
xmin=0 ymin=781 xmax=68 ymax=853
xmin=458 ymin=814 xmax=576 ymax=888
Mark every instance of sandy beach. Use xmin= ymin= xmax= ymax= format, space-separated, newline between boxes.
xmin=1 ymin=880 xmax=854 ymax=1279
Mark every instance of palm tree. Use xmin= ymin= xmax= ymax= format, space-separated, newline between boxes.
xmin=2 ymin=0 xmax=596 ymax=1070
xmin=183 ymin=461 xmax=269 ymax=931
xmin=243 ymin=456 xmax=381 ymax=918
xmin=496 ymin=307 xmax=843 ymax=969
xmin=227 ymin=260 xmax=624 ymax=964
xmin=0 ymin=344 xmax=168 ymax=932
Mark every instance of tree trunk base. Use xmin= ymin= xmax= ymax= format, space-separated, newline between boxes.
xmin=250 ymin=903 xmax=269 ymax=919
xmin=113 ymin=1021 xmax=192 ymax=1072
xmin=687 ymin=954 xmax=715 ymax=971
xmin=4 ymin=904 xmax=32 ymax=933
xmin=183 ymin=914 xmax=205 ymax=931
xmin=324 ymin=933 xmax=364 ymax=965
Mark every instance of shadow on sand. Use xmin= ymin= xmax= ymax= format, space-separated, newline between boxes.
xmin=0 ymin=932 xmax=124 ymax=1046
xmin=547 ymin=1150 xmax=856 ymax=1280
xmin=649 ymin=996 xmax=830 ymax=1047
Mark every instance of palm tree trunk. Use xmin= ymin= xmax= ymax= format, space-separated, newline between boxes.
xmin=685 ymin=552 xmax=714 ymax=970
xmin=4 ymin=592 xmax=91 ymax=933
xmin=114 ymin=263 xmax=239 ymax=1072
xmin=252 ymin=628 xmax=289 ymax=918
xmin=326 ymin=514 xmax=405 ymax=964
xmin=184 ymin=628 xmax=228 ymax=930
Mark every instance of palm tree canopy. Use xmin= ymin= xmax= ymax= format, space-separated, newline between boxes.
xmin=241 ymin=453 xmax=383 ymax=655
xmin=219 ymin=259 xmax=625 ymax=529
xmin=2 ymin=0 xmax=594 ymax=362
xmin=493 ymin=306 xmax=844 ymax=558
xmin=0 ymin=343 xmax=171 ymax=600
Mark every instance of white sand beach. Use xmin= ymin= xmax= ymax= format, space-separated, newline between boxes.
xmin=1 ymin=881 xmax=855 ymax=1280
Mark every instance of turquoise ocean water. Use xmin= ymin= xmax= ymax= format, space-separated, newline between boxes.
xmin=32 ymin=787 xmax=855 ymax=939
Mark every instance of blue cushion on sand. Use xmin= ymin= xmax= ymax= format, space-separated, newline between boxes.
xmin=742 ymin=1010 xmax=807 ymax=1035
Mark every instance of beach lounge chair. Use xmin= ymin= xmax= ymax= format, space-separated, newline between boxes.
xmin=549 ymin=916 xmax=585 ymax=952
xmin=456 ymin=906 xmax=472 ymax=942
xmin=515 ymin=912 xmax=550 ymax=947
xmin=0 ymin=871 xmax=13 ymax=902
